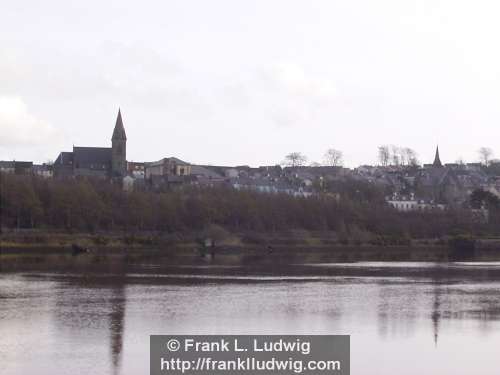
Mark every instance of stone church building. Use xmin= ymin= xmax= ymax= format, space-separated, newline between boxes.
xmin=54 ymin=109 xmax=127 ymax=178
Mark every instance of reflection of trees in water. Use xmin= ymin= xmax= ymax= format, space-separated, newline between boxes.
xmin=374 ymin=276 xmax=444 ymax=346
xmin=376 ymin=281 xmax=418 ymax=340
xmin=53 ymin=275 xmax=127 ymax=375
xmin=372 ymin=275 xmax=446 ymax=346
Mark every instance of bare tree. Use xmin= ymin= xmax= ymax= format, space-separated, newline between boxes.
xmin=378 ymin=145 xmax=390 ymax=166
xmin=379 ymin=145 xmax=418 ymax=167
xmin=323 ymin=148 xmax=344 ymax=167
xmin=402 ymin=148 xmax=419 ymax=166
xmin=398 ymin=147 xmax=407 ymax=166
xmin=478 ymin=147 xmax=494 ymax=166
xmin=390 ymin=145 xmax=401 ymax=166
xmin=283 ymin=152 xmax=307 ymax=167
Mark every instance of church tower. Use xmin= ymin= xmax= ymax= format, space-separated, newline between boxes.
xmin=111 ymin=108 xmax=127 ymax=177
xmin=433 ymin=145 xmax=442 ymax=167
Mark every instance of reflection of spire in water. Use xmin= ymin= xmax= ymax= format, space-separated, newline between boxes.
xmin=109 ymin=282 xmax=126 ymax=375
xmin=431 ymin=306 xmax=440 ymax=346
xmin=431 ymin=278 xmax=442 ymax=348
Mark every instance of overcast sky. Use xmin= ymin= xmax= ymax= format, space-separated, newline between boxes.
xmin=1 ymin=0 xmax=500 ymax=167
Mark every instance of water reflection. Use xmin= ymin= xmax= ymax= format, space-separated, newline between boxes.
xmin=430 ymin=277 xmax=442 ymax=347
xmin=376 ymin=281 xmax=418 ymax=340
xmin=51 ymin=275 xmax=127 ymax=375
xmin=3 ymin=264 xmax=500 ymax=375
xmin=108 ymin=282 xmax=126 ymax=375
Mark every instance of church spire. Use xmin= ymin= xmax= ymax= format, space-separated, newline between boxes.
xmin=112 ymin=108 xmax=127 ymax=141
xmin=111 ymin=108 xmax=127 ymax=177
xmin=433 ymin=145 xmax=442 ymax=167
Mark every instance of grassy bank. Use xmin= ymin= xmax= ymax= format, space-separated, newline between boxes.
xmin=0 ymin=228 xmax=428 ymax=249
xmin=3 ymin=230 xmax=500 ymax=271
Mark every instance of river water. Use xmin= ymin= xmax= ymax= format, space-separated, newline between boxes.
xmin=1 ymin=262 xmax=500 ymax=374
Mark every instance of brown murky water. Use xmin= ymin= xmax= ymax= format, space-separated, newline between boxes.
xmin=1 ymin=262 xmax=500 ymax=374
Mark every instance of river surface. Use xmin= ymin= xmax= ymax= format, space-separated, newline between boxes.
xmin=2 ymin=262 xmax=500 ymax=374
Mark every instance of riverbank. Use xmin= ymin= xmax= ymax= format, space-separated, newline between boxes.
xmin=3 ymin=230 xmax=500 ymax=271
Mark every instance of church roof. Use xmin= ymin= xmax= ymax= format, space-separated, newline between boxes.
xmin=73 ymin=147 xmax=112 ymax=168
xmin=112 ymin=109 xmax=127 ymax=140
xmin=419 ymin=167 xmax=449 ymax=187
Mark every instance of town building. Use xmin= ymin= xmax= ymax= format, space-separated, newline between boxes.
xmin=190 ymin=165 xmax=226 ymax=186
xmin=33 ymin=164 xmax=53 ymax=178
xmin=144 ymin=157 xmax=193 ymax=190
xmin=0 ymin=161 xmax=15 ymax=174
xmin=0 ymin=161 xmax=34 ymax=175
xmin=145 ymin=157 xmax=191 ymax=179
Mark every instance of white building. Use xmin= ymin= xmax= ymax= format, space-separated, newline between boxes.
xmin=387 ymin=193 xmax=446 ymax=212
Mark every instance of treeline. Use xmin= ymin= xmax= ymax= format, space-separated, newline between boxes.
xmin=0 ymin=173 xmax=496 ymax=238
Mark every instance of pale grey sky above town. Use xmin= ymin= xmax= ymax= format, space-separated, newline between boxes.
xmin=1 ymin=0 xmax=499 ymax=167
